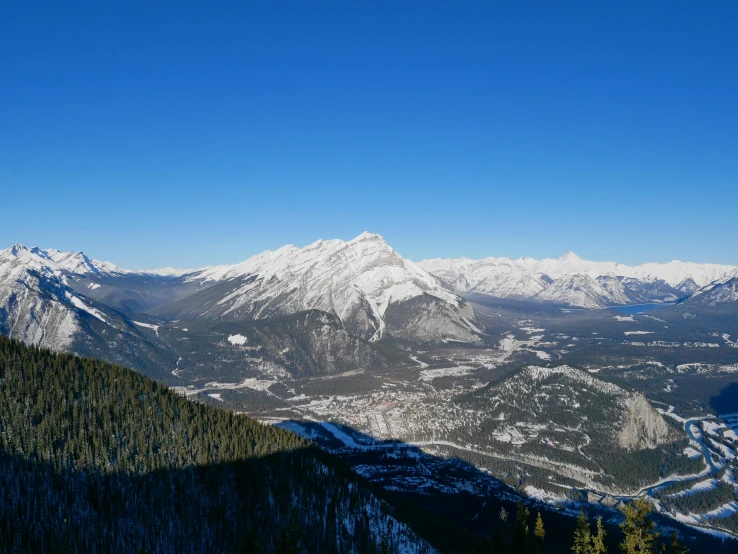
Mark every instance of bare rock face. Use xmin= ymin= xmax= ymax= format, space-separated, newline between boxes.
xmin=618 ymin=394 xmax=676 ymax=450
xmin=383 ymin=295 xmax=483 ymax=344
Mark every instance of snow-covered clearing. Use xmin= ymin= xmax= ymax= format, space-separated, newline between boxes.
xmin=519 ymin=327 xmax=545 ymax=334
xmin=683 ymin=447 xmax=702 ymax=459
xmin=173 ymin=377 xmax=276 ymax=397
xmin=419 ymin=366 xmax=472 ymax=381
xmin=524 ymin=485 xmax=565 ymax=504
xmin=227 ymin=334 xmax=248 ymax=345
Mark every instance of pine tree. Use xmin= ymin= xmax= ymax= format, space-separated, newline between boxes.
xmin=513 ymin=501 xmax=530 ymax=554
xmin=534 ymin=511 xmax=545 ymax=552
xmin=667 ymin=531 xmax=688 ymax=554
xmin=591 ymin=516 xmax=607 ymax=554
xmin=620 ymin=498 xmax=660 ymax=554
xmin=572 ymin=510 xmax=591 ymax=554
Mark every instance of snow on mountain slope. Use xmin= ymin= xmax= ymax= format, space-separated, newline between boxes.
xmin=685 ymin=278 xmax=738 ymax=307
xmin=0 ymin=243 xmax=200 ymax=279
xmin=175 ymin=232 xmax=481 ymax=342
xmin=535 ymin=274 xmax=613 ymax=308
xmin=0 ymin=245 xmax=105 ymax=349
xmin=420 ymin=252 xmax=738 ymax=308
xmin=0 ymin=245 xmax=183 ymax=376
xmin=43 ymin=248 xmax=125 ymax=275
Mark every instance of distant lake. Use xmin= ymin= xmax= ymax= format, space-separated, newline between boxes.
xmin=606 ymin=303 xmax=675 ymax=315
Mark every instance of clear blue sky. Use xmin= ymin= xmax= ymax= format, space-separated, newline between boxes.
xmin=2 ymin=1 xmax=736 ymax=269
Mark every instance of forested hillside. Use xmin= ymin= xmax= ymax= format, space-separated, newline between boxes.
xmin=0 ymin=335 xmax=432 ymax=553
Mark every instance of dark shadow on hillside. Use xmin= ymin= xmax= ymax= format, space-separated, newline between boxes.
xmin=0 ymin=446 xmax=424 ymax=553
xmin=277 ymin=420 xmax=736 ymax=554
xmin=710 ymin=382 xmax=738 ymax=415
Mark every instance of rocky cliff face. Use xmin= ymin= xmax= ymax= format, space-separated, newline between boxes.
xmin=618 ymin=394 xmax=677 ymax=450
xmin=0 ymin=246 xmax=81 ymax=350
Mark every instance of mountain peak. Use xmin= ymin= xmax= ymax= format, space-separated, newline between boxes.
xmin=560 ymin=251 xmax=581 ymax=262
xmin=8 ymin=243 xmax=28 ymax=256
xmin=350 ymin=231 xmax=385 ymax=243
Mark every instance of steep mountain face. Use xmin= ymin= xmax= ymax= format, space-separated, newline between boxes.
xmin=154 ymin=232 xmax=481 ymax=344
xmin=0 ymin=244 xmax=113 ymax=350
xmin=676 ymin=277 xmax=700 ymax=295
xmin=680 ymin=277 xmax=738 ymax=313
xmin=618 ymin=395 xmax=674 ymax=450
xmin=535 ymin=274 xmax=612 ymax=308
xmin=164 ymin=311 xmax=402 ymax=383
xmin=0 ymin=245 xmax=181 ymax=375
xmin=689 ymin=277 xmax=738 ymax=304
xmin=419 ymin=252 xmax=737 ymax=308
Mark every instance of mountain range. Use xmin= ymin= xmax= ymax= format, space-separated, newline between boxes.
xmin=2 ymin=234 xmax=738 ymax=548
xmin=419 ymin=252 xmax=738 ymax=308
xmin=2 ymin=234 xmax=737 ymax=362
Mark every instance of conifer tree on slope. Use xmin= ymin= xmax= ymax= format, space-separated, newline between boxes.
xmin=572 ymin=510 xmax=591 ymax=554
xmin=667 ymin=531 xmax=689 ymax=554
xmin=591 ymin=516 xmax=607 ymax=554
xmin=513 ymin=501 xmax=531 ymax=554
xmin=534 ymin=511 xmax=546 ymax=553
xmin=620 ymin=499 xmax=659 ymax=554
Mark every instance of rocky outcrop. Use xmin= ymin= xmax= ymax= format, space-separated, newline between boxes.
xmin=618 ymin=394 xmax=676 ymax=450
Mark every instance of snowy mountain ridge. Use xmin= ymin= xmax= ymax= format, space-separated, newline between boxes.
xmin=0 ymin=244 xmax=198 ymax=277
xmin=420 ymin=252 xmax=738 ymax=289
xmin=175 ymin=232 xmax=478 ymax=342
xmin=419 ymin=252 xmax=738 ymax=308
xmin=0 ymin=244 xmax=120 ymax=276
xmin=0 ymin=245 xmax=117 ymax=350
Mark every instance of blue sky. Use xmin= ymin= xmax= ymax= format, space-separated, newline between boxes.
xmin=1 ymin=2 xmax=736 ymax=269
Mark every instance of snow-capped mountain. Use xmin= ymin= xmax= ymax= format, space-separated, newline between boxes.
xmin=535 ymin=274 xmax=613 ymax=308
xmin=157 ymin=232 xmax=481 ymax=343
xmin=43 ymin=248 xmax=125 ymax=275
xmin=1 ymin=243 xmax=197 ymax=278
xmin=682 ymin=277 xmax=738 ymax=308
xmin=0 ymin=245 xmax=183 ymax=374
xmin=419 ymin=252 xmax=738 ymax=308
xmin=1 ymin=244 xmax=125 ymax=276
xmin=0 ymin=244 xmax=119 ymax=349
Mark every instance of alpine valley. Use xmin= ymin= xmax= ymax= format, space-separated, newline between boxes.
xmin=2 ymin=233 xmax=738 ymax=552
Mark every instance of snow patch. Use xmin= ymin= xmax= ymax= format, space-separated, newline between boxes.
xmin=227 ymin=334 xmax=248 ymax=345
